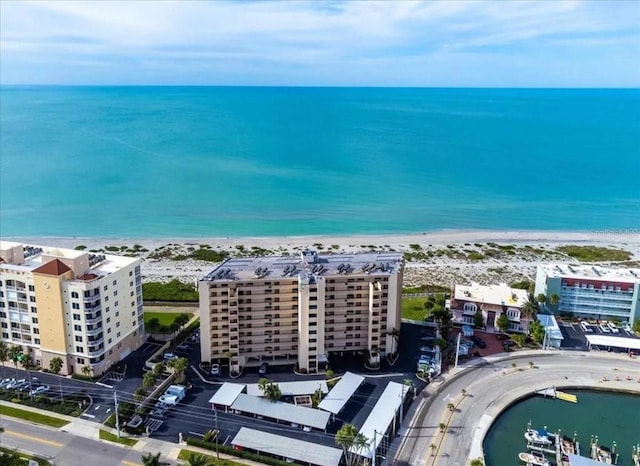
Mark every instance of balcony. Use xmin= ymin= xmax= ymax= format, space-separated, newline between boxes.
xmin=85 ymin=326 xmax=103 ymax=336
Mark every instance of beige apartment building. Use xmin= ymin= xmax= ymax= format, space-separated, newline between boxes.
xmin=199 ymin=250 xmax=404 ymax=373
xmin=0 ymin=241 xmax=145 ymax=376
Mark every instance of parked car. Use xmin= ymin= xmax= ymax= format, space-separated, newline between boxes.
xmin=210 ymin=363 xmax=220 ymax=376
xmin=30 ymin=385 xmax=50 ymax=396
xmin=580 ymin=321 xmax=593 ymax=333
xmin=503 ymin=340 xmax=517 ymax=350
xmin=470 ymin=336 xmax=487 ymax=348
xmin=163 ymin=352 xmax=178 ymax=361
xmin=496 ymin=333 xmax=511 ymax=340
xmin=176 ymin=344 xmax=192 ymax=352
xmin=622 ymin=323 xmax=632 ymax=332
xmin=259 ymin=362 xmax=269 ymax=375
xmin=0 ymin=378 xmax=15 ymax=388
xmin=598 ymin=324 xmax=611 ymax=333
xmin=607 ymin=322 xmax=620 ymax=333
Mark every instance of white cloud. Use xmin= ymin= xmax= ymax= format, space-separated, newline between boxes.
xmin=1 ymin=0 xmax=638 ymax=85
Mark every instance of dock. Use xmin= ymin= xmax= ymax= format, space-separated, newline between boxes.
xmin=537 ymin=387 xmax=578 ymax=403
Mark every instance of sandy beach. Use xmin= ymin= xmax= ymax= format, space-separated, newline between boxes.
xmin=5 ymin=230 xmax=640 ymax=288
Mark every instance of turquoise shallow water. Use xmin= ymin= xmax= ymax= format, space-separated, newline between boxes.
xmin=484 ymin=390 xmax=640 ymax=466
xmin=1 ymin=87 xmax=638 ymax=237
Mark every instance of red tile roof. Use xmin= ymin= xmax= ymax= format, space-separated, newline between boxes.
xmin=78 ymin=273 xmax=99 ymax=281
xmin=32 ymin=259 xmax=72 ymax=276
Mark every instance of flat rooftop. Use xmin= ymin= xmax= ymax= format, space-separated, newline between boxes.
xmin=246 ymin=380 xmax=328 ymax=397
xmin=201 ymin=250 xmax=403 ymax=282
xmin=453 ymin=283 xmax=529 ymax=308
xmin=0 ymin=240 xmax=139 ymax=277
xmin=539 ymin=264 xmax=640 ymax=284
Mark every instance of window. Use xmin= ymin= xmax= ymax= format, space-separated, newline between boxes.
xmin=28 ymin=285 xmax=35 ymax=292
xmin=33 ymin=328 xmax=39 ymax=334
xmin=32 ymin=317 xmax=38 ymax=324
xmin=115 ymin=311 xmax=119 ymax=317
xmin=108 ymin=338 xmax=112 ymax=344
xmin=129 ymin=281 xmax=133 ymax=287
xmin=30 ymin=306 xmax=37 ymax=313
xmin=106 ymin=317 xmax=111 ymax=323
xmin=114 ymin=301 xmax=118 ymax=307
xmin=75 ymin=336 xmax=83 ymax=342
xmin=29 ymin=296 xmax=36 ymax=303
xmin=116 ymin=332 xmax=121 ymax=338
xmin=103 ymin=285 xmax=108 ymax=291
xmin=0 ymin=323 xmax=6 ymax=328
xmin=107 ymin=328 xmax=111 ymax=334
xmin=74 ymin=324 xmax=81 ymax=331
xmin=71 ymin=292 xmax=79 ymax=298
xmin=113 ymin=280 xmax=117 ymax=286
xmin=73 ymin=314 xmax=81 ymax=321
xmin=72 ymin=303 xmax=80 ymax=310
xmin=77 ymin=357 xmax=85 ymax=364
xmin=104 ymin=296 xmax=109 ymax=302
xmin=129 ymin=271 xmax=133 ymax=277
xmin=114 ymin=290 xmax=118 ymax=296
xmin=75 ymin=346 xmax=84 ymax=353
xmin=116 ymin=322 xmax=120 ymax=328
xmin=1 ymin=332 xmax=7 ymax=339
xmin=34 ymin=338 xmax=40 ymax=344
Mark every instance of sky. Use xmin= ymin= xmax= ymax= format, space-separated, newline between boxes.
xmin=1 ymin=0 xmax=639 ymax=87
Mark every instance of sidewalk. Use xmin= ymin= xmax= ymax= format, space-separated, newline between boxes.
xmin=0 ymin=399 xmax=263 ymax=465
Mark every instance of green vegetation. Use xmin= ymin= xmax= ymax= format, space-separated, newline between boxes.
xmin=185 ymin=438 xmax=296 ymax=466
xmin=74 ymin=245 xmax=87 ymax=250
xmin=142 ymin=279 xmax=199 ymax=302
xmin=403 ymin=285 xmax=449 ymax=294
xmin=496 ymin=314 xmax=510 ymax=333
xmin=0 ymin=405 xmax=69 ymax=428
xmin=177 ymin=450 xmax=246 ymax=466
xmin=99 ymin=429 xmax=137 ymax=446
xmin=0 ymin=446 xmax=52 ymax=465
xmin=510 ymin=280 xmax=533 ymax=291
xmin=633 ymin=319 xmax=640 ymax=334
xmin=144 ymin=311 xmax=191 ymax=332
xmin=401 ymin=297 xmax=429 ymax=321
xmin=556 ymin=245 xmax=631 ymax=262
xmin=529 ymin=320 xmax=545 ymax=345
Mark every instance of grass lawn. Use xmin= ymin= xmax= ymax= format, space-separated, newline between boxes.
xmin=144 ymin=311 xmax=184 ymax=331
xmin=178 ymin=449 xmax=247 ymax=465
xmin=555 ymin=245 xmax=631 ymax=262
xmin=0 ymin=405 xmax=69 ymax=428
xmin=0 ymin=446 xmax=51 ymax=465
xmin=402 ymin=297 xmax=429 ymax=321
xmin=99 ymin=429 xmax=138 ymax=446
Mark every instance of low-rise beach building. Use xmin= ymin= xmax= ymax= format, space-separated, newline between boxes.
xmin=0 ymin=241 xmax=144 ymax=376
xmin=535 ymin=264 xmax=640 ymax=324
xmin=198 ymin=250 xmax=403 ymax=373
xmin=448 ymin=282 xmax=531 ymax=333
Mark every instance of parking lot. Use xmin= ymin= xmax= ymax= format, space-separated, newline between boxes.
xmin=558 ymin=319 xmax=639 ymax=351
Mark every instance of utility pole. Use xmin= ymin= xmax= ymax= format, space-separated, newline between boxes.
xmin=215 ymin=408 xmax=219 ymax=460
xmin=454 ymin=333 xmax=461 ymax=368
xmin=372 ymin=430 xmax=377 ymax=466
xmin=114 ymin=391 xmax=121 ymax=438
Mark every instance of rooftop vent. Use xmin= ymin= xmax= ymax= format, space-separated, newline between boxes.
xmin=23 ymin=246 xmax=44 ymax=259
xmin=254 ymin=267 xmax=269 ymax=278
xmin=89 ymin=254 xmax=106 ymax=267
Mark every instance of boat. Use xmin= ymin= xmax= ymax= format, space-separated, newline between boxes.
xmin=593 ymin=445 xmax=614 ymax=464
xmin=525 ymin=429 xmax=554 ymax=446
xmin=561 ymin=436 xmax=577 ymax=456
xmin=518 ymin=451 xmax=550 ymax=466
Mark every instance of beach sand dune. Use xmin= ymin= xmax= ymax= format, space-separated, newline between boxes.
xmin=6 ymin=230 xmax=639 ymax=288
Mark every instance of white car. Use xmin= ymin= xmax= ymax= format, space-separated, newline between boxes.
xmin=30 ymin=385 xmax=50 ymax=396
xmin=580 ymin=321 xmax=593 ymax=333
xmin=598 ymin=324 xmax=611 ymax=333
xmin=622 ymin=323 xmax=632 ymax=332
xmin=210 ymin=364 xmax=220 ymax=376
xmin=607 ymin=322 xmax=619 ymax=333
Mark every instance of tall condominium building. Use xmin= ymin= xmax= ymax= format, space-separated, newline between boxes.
xmin=199 ymin=250 xmax=404 ymax=373
xmin=535 ymin=264 xmax=640 ymax=324
xmin=0 ymin=241 xmax=145 ymax=376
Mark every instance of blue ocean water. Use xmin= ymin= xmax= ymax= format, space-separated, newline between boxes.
xmin=0 ymin=87 xmax=638 ymax=238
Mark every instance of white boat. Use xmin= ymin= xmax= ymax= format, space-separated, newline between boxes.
xmin=525 ymin=429 xmax=554 ymax=445
xmin=519 ymin=451 xmax=550 ymax=466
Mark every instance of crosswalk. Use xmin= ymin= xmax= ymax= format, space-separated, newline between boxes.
xmin=100 ymin=372 xmax=124 ymax=382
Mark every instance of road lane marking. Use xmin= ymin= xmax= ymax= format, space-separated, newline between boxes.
xmin=5 ymin=429 xmax=64 ymax=447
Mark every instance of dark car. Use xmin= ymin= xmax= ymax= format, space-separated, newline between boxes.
xmin=502 ymin=340 xmax=517 ymax=351
xmin=496 ymin=333 xmax=511 ymax=341
xmin=470 ymin=336 xmax=487 ymax=348
xmin=259 ymin=362 xmax=269 ymax=375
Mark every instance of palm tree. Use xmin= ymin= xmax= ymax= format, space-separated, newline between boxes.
xmin=0 ymin=342 xmax=8 ymax=367
xmin=167 ymin=357 xmax=188 ymax=383
xmin=387 ymin=328 xmax=400 ymax=355
xmin=549 ymin=293 xmax=560 ymax=308
xmin=403 ymin=378 xmax=416 ymax=400
xmin=536 ymin=293 xmax=547 ymax=309
xmin=80 ymin=365 xmax=93 ymax=377
xmin=470 ymin=458 xmax=485 ymax=466
xmin=169 ymin=322 xmax=181 ymax=336
xmin=134 ymin=387 xmax=147 ymax=402
xmin=20 ymin=354 xmax=33 ymax=370
xmin=175 ymin=313 xmax=191 ymax=329
xmin=141 ymin=452 xmax=161 ymax=466
xmin=152 ymin=362 xmax=166 ymax=379
xmin=521 ymin=298 xmax=537 ymax=320
xmin=186 ymin=453 xmax=210 ymax=466
xmin=352 ymin=433 xmax=371 ymax=461
xmin=49 ymin=357 xmax=64 ymax=374
xmin=8 ymin=345 xmax=23 ymax=377
xmin=335 ymin=423 xmax=360 ymax=466
xmin=147 ymin=317 xmax=160 ymax=333
xmin=447 ymin=402 xmax=455 ymax=412
xmin=142 ymin=371 xmax=156 ymax=390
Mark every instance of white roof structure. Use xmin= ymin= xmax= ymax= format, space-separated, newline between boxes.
xmin=351 ymin=381 xmax=405 ymax=459
xmin=208 ymin=383 xmax=245 ymax=407
xmin=454 ymin=283 xmax=528 ymax=308
xmin=246 ymin=380 xmax=329 ymax=398
xmin=232 ymin=428 xmax=343 ymax=466
xmin=537 ymin=314 xmax=564 ymax=342
xmin=318 ymin=372 xmax=365 ymax=414
xmin=585 ymin=335 xmax=640 ymax=351
xmin=231 ymin=394 xmax=331 ymax=430
xmin=568 ymin=454 xmax=613 ymax=466
xmin=538 ymin=264 xmax=640 ymax=284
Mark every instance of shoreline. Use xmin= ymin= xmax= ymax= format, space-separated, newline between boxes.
xmin=3 ymin=230 xmax=639 ymax=288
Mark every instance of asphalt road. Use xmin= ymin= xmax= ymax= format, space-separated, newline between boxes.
xmin=394 ymin=352 xmax=640 ymax=466
xmin=0 ymin=417 xmax=176 ymax=466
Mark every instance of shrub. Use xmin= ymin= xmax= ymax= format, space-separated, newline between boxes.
xmin=185 ymin=438 xmax=294 ymax=466
xmin=142 ymin=279 xmax=199 ymax=302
